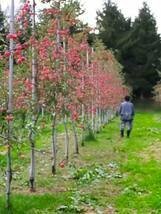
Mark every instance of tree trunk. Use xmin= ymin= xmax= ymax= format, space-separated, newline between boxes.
xmin=81 ymin=104 xmax=85 ymax=146
xmin=29 ymin=0 xmax=37 ymax=192
xmin=6 ymin=139 xmax=12 ymax=209
xmin=51 ymin=114 xmax=57 ymax=175
xmin=29 ymin=130 xmax=35 ymax=192
xmin=6 ymin=0 xmax=14 ymax=208
xmin=63 ymin=115 xmax=69 ymax=161
xmin=72 ymin=121 xmax=79 ymax=154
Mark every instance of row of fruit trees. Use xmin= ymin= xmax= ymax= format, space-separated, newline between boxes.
xmin=0 ymin=0 xmax=128 ymax=208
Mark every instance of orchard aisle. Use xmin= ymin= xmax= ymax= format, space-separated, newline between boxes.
xmin=1 ymin=107 xmax=161 ymax=213
xmin=101 ymin=107 xmax=161 ymax=213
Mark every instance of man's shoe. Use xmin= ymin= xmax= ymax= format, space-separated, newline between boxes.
xmin=127 ymin=130 xmax=130 ymax=138
xmin=120 ymin=130 xmax=124 ymax=137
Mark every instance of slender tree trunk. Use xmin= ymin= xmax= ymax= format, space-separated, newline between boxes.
xmin=29 ymin=130 xmax=35 ymax=192
xmin=91 ymin=48 xmax=95 ymax=133
xmin=95 ymin=107 xmax=99 ymax=133
xmin=6 ymin=0 xmax=14 ymax=208
xmin=71 ymin=121 xmax=79 ymax=154
xmin=51 ymin=113 xmax=57 ymax=175
xmin=106 ymin=110 xmax=109 ymax=124
xmin=41 ymin=105 xmax=44 ymax=117
xmin=98 ymin=107 xmax=101 ymax=131
xmin=29 ymin=0 xmax=37 ymax=192
xmin=63 ymin=115 xmax=69 ymax=161
xmin=6 ymin=140 xmax=12 ymax=209
xmin=81 ymin=103 xmax=85 ymax=146
xmin=50 ymin=1 xmax=60 ymax=171
xmin=81 ymin=73 xmax=85 ymax=146
xmin=56 ymin=1 xmax=60 ymax=51
xmin=91 ymin=103 xmax=94 ymax=132
xmin=101 ymin=109 xmax=104 ymax=125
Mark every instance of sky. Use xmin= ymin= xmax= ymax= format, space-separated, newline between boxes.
xmin=1 ymin=0 xmax=161 ymax=33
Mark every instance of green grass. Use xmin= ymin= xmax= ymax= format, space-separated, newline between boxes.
xmin=114 ymin=109 xmax=161 ymax=213
xmin=0 ymin=193 xmax=72 ymax=214
xmin=1 ymin=106 xmax=161 ymax=213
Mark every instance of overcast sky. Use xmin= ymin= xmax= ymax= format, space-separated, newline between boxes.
xmin=1 ymin=0 xmax=161 ymax=33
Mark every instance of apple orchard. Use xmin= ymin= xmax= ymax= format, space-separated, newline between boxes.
xmin=0 ymin=0 xmax=128 ymax=207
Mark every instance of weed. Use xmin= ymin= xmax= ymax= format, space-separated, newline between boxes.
xmin=69 ymin=164 xmax=107 ymax=184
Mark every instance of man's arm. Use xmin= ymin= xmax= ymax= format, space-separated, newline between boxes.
xmin=119 ymin=104 xmax=122 ymax=115
xmin=131 ymin=103 xmax=135 ymax=116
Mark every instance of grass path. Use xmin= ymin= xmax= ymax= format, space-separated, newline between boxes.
xmin=1 ymin=107 xmax=161 ymax=213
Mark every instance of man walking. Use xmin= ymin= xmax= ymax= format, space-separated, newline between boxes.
xmin=119 ymin=95 xmax=135 ymax=138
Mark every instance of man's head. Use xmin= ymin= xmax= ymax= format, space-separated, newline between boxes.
xmin=124 ymin=95 xmax=130 ymax=101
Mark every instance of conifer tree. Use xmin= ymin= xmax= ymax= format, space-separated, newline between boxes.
xmin=120 ymin=2 xmax=161 ymax=97
xmin=96 ymin=1 xmax=161 ymax=97
xmin=96 ymin=0 xmax=131 ymax=51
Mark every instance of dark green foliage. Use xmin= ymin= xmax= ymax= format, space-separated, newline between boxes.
xmin=96 ymin=0 xmax=131 ymax=51
xmin=97 ymin=1 xmax=161 ymax=98
xmin=120 ymin=2 xmax=161 ymax=97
